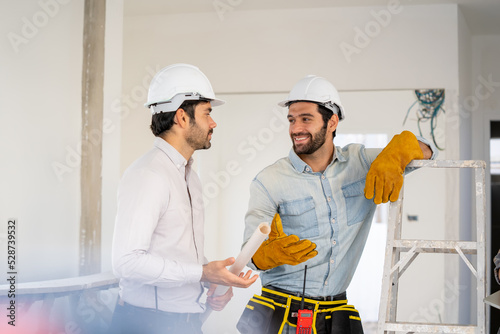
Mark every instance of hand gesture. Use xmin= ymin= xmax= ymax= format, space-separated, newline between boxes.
xmin=252 ymin=213 xmax=318 ymax=270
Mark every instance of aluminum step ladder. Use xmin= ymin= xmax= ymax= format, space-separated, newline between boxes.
xmin=377 ymin=160 xmax=487 ymax=334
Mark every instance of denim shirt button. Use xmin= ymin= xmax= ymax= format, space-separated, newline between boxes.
xmin=332 ymin=240 xmax=336 ymax=245
xmin=331 ymin=218 xmax=335 ymax=223
xmin=321 ymin=175 xmax=325 ymax=179
xmin=327 ymin=197 xmax=331 ymax=202
xmin=330 ymin=259 xmax=335 ymax=264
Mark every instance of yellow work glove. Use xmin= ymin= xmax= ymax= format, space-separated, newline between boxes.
xmin=364 ymin=131 xmax=423 ymax=204
xmin=252 ymin=213 xmax=318 ymax=270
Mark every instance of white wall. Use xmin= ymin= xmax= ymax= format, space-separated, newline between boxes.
xmin=0 ymin=0 xmax=84 ymax=281
xmin=471 ymin=35 xmax=500 ymax=164
xmin=122 ymin=4 xmax=460 ymax=93
xmin=0 ymin=0 xmax=123 ymax=281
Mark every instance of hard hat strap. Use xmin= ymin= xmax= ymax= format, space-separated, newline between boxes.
xmin=323 ymin=102 xmax=339 ymax=115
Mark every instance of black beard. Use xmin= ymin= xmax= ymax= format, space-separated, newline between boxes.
xmin=292 ymin=126 xmax=327 ymax=155
xmin=186 ymin=122 xmax=212 ymax=150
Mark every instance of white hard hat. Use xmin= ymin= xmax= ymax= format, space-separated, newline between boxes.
xmin=278 ymin=75 xmax=345 ymax=120
xmin=145 ymin=63 xmax=225 ymax=114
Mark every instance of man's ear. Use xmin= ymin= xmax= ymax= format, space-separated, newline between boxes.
xmin=175 ymin=108 xmax=189 ymax=128
xmin=328 ymin=113 xmax=339 ymax=132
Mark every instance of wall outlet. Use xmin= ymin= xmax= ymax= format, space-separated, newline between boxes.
xmin=407 ymin=214 xmax=419 ymax=222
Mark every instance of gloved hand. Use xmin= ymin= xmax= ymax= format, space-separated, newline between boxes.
xmin=252 ymin=213 xmax=318 ymax=270
xmin=364 ymin=131 xmax=423 ymax=204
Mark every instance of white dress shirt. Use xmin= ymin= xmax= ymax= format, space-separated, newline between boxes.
xmin=112 ymin=137 xmax=207 ymax=313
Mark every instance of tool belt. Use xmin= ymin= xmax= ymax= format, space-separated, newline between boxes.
xmin=236 ymin=286 xmax=363 ymax=334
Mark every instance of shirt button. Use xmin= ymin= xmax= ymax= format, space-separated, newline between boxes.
xmin=330 ymin=259 xmax=335 ymax=264
xmin=324 ymin=281 xmax=328 ymax=286
xmin=327 ymin=197 xmax=331 ymax=202
xmin=331 ymin=218 xmax=335 ymax=223
xmin=306 ymin=167 xmax=310 ymax=172
xmin=321 ymin=175 xmax=325 ymax=179
xmin=332 ymin=240 xmax=337 ymax=245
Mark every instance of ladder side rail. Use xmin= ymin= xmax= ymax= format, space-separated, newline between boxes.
xmin=475 ymin=166 xmax=486 ymax=334
xmin=377 ymin=185 xmax=404 ymax=334
xmin=389 ymin=194 xmax=403 ymax=327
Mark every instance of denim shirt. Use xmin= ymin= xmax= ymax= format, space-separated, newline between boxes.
xmin=244 ymin=138 xmax=437 ymax=297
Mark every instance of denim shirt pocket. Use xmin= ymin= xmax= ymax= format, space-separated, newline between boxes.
xmin=278 ymin=196 xmax=319 ymax=238
xmin=342 ymin=178 xmax=370 ymax=226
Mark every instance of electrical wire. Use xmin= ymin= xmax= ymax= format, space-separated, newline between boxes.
xmin=403 ymin=89 xmax=445 ymax=150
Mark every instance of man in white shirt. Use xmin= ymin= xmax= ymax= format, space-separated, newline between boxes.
xmin=109 ymin=64 xmax=258 ymax=334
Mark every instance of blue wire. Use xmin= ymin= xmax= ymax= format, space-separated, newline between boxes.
xmin=404 ymin=90 xmax=445 ymax=150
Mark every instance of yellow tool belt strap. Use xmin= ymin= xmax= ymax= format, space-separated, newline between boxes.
xmin=261 ymin=287 xmax=358 ymax=334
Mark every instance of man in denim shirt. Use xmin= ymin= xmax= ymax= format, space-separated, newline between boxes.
xmin=240 ymin=75 xmax=436 ymax=334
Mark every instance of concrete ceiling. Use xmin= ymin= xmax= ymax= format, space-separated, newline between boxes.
xmin=124 ymin=0 xmax=500 ymax=35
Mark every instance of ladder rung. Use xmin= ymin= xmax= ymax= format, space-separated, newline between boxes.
xmin=393 ymin=240 xmax=477 ymax=254
xmin=384 ymin=322 xmax=477 ymax=334
xmin=407 ymin=159 xmax=486 ymax=169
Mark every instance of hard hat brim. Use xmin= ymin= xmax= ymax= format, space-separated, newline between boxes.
xmin=210 ymin=98 xmax=225 ymax=107
xmin=277 ymin=100 xmax=289 ymax=107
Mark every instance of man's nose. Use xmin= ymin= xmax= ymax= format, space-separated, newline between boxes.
xmin=209 ymin=116 xmax=217 ymax=129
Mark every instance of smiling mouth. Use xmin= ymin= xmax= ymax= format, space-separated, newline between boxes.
xmin=293 ymin=135 xmax=310 ymax=143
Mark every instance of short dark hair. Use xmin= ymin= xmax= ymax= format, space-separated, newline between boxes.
xmin=150 ymin=99 xmax=208 ymax=137
xmin=288 ymin=101 xmax=337 ymax=139
xmin=317 ymin=104 xmax=337 ymax=139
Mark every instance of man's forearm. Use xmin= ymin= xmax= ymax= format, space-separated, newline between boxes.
xmin=418 ymin=141 xmax=432 ymax=159
xmin=113 ymin=250 xmax=202 ymax=287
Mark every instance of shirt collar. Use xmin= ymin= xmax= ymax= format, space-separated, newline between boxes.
xmin=288 ymin=144 xmax=346 ymax=173
xmin=335 ymin=145 xmax=347 ymax=163
xmin=288 ymin=149 xmax=310 ymax=173
xmin=154 ymin=137 xmax=192 ymax=171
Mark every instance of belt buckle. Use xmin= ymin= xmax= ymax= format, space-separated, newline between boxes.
xmin=311 ymin=295 xmax=331 ymax=301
